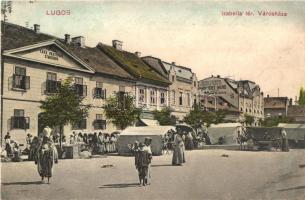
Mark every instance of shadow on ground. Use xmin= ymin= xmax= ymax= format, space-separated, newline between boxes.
xmin=99 ymin=183 xmax=140 ymax=188
xmin=2 ymin=181 xmax=42 ymax=186
xmin=278 ymin=185 xmax=305 ymax=192
xmin=151 ymin=164 xmax=175 ymax=167
xmin=299 ymin=164 xmax=305 ymax=168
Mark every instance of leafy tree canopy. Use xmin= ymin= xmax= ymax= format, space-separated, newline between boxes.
xmin=184 ymin=104 xmax=226 ymax=132
xmin=244 ymin=114 xmax=255 ymax=126
xmin=261 ymin=116 xmax=294 ymax=127
xmin=153 ymin=107 xmax=177 ymax=126
xmin=299 ymin=86 xmax=305 ymax=106
xmin=104 ymin=92 xmax=142 ymax=130
xmin=40 ymin=78 xmax=91 ymax=129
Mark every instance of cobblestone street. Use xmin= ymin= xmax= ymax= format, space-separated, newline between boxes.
xmin=2 ymin=149 xmax=305 ymax=200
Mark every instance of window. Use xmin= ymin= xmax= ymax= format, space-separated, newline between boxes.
xmin=179 ymin=92 xmax=183 ymax=106
xmin=94 ymin=81 xmax=106 ymax=99
xmin=74 ymin=77 xmax=87 ymax=96
xmin=139 ymin=88 xmax=145 ymax=103
xmin=46 ymin=72 xmax=60 ymax=94
xmin=160 ymin=92 xmax=165 ymax=105
xmin=194 ymin=81 xmax=197 ymax=87
xmin=13 ymin=66 xmax=30 ymax=90
xmin=94 ymin=114 xmax=106 ymax=130
xmin=186 ymin=93 xmax=190 ymax=106
xmin=118 ymin=91 xmax=127 ymax=109
xmin=11 ymin=109 xmax=29 ymax=129
xmin=14 ymin=109 xmax=24 ymax=117
xmin=171 ymin=90 xmax=175 ymax=105
xmin=193 ymin=94 xmax=197 ymax=105
xmin=150 ymin=90 xmax=156 ymax=105
xmin=75 ymin=77 xmax=83 ymax=85
xmin=172 ymin=75 xmax=175 ymax=82
xmin=72 ymin=119 xmax=87 ymax=129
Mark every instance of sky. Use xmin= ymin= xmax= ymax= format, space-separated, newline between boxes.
xmin=3 ymin=0 xmax=305 ymax=100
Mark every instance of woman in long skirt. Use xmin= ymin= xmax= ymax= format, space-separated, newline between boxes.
xmin=172 ymin=133 xmax=185 ymax=165
xmin=36 ymin=127 xmax=58 ymax=184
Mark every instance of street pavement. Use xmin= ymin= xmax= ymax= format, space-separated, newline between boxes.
xmin=1 ymin=149 xmax=305 ymax=200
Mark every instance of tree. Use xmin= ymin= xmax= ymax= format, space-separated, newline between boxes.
xmin=214 ymin=110 xmax=227 ymax=124
xmin=261 ymin=116 xmax=293 ymax=127
xmin=184 ymin=104 xmax=204 ymax=133
xmin=153 ymin=107 xmax=177 ymax=125
xmin=244 ymin=114 xmax=255 ymax=126
xmin=184 ymin=104 xmax=220 ymax=133
xmin=104 ymin=92 xmax=142 ymax=130
xmin=299 ymin=86 xmax=305 ymax=106
xmin=40 ymin=78 xmax=91 ymax=148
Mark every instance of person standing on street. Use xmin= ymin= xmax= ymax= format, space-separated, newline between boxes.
xmin=172 ymin=132 xmax=185 ymax=166
xmin=281 ymin=129 xmax=289 ymax=152
xmin=136 ymin=142 xmax=151 ymax=186
xmin=143 ymin=137 xmax=152 ymax=185
xmin=36 ymin=127 xmax=58 ymax=184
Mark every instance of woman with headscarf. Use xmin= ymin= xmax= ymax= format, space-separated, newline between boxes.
xmin=172 ymin=132 xmax=185 ymax=166
xmin=36 ymin=127 xmax=58 ymax=184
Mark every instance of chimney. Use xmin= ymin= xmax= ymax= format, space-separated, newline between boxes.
xmin=72 ymin=36 xmax=85 ymax=48
xmin=172 ymin=62 xmax=176 ymax=66
xmin=65 ymin=34 xmax=71 ymax=44
xmin=112 ymin=40 xmax=123 ymax=50
xmin=289 ymin=98 xmax=293 ymax=106
xmin=34 ymin=24 xmax=40 ymax=33
xmin=217 ymin=75 xmax=220 ymax=78
xmin=267 ymin=94 xmax=269 ymax=98
xmin=135 ymin=51 xmax=141 ymax=57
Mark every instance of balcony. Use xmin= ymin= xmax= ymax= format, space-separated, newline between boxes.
xmin=10 ymin=116 xmax=30 ymax=129
xmin=46 ymin=80 xmax=61 ymax=94
xmin=93 ymin=88 xmax=106 ymax=99
xmin=12 ymin=74 xmax=30 ymax=90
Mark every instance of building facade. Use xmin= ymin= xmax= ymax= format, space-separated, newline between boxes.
xmin=264 ymin=96 xmax=290 ymax=118
xmin=97 ymin=43 xmax=172 ymax=120
xmin=288 ymin=105 xmax=305 ymax=123
xmin=1 ymin=22 xmax=137 ymax=145
xmin=199 ymin=75 xmax=264 ymax=125
xmin=142 ymin=56 xmax=199 ymax=120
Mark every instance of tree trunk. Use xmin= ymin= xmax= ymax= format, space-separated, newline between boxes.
xmin=59 ymin=125 xmax=63 ymax=157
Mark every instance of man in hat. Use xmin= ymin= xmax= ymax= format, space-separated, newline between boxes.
xmin=36 ymin=127 xmax=58 ymax=184
xmin=136 ymin=142 xmax=151 ymax=186
xmin=143 ymin=137 xmax=152 ymax=185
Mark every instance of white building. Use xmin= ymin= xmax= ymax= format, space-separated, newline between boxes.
xmin=142 ymin=56 xmax=199 ymax=120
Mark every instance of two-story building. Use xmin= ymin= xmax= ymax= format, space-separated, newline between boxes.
xmin=97 ymin=43 xmax=172 ymax=120
xmin=264 ymin=96 xmax=290 ymax=118
xmin=199 ymin=75 xmax=264 ymax=125
xmin=142 ymin=56 xmax=199 ymax=120
xmin=1 ymin=22 xmax=136 ymax=144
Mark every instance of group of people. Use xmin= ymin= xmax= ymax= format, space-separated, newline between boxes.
xmin=3 ymin=132 xmax=23 ymax=162
xmin=51 ymin=131 xmax=118 ymax=155
xmin=68 ymin=132 xmax=118 ymax=154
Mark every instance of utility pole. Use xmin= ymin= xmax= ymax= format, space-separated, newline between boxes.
xmin=278 ymin=88 xmax=280 ymax=97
